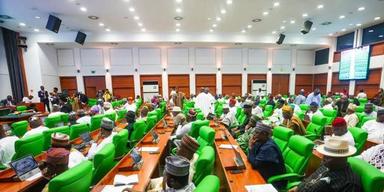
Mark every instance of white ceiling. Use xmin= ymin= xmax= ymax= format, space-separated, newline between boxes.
xmin=0 ymin=0 xmax=383 ymax=47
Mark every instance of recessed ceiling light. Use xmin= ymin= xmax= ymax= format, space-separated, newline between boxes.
xmin=273 ymin=2 xmax=280 ymax=7
xmin=241 ymin=29 xmax=246 ymax=33
xmin=290 ymin=20 xmax=295 ymax=24
xmin=207 ymin=18 xmax=211 ymax=20
xmin=129 ymin=7 xmax=135 ymax=12
xmin=369 ymin=29 xmax=374 ymax=33
xmin=176 ymin=28 xmax=180 ymax=32
xmin=328 ymin=33 xmax=333 ymax=36
xmin=134 ymin=16 xmax=140 ymax=20
xmin=374 ymin=17 xmax=381 ymax=20
xmin=209 ymin=29 xmax=214 ymax=32
xmin=341 ymin=28 xmax=346 ymax=32
xmin=317 ymin=4 xmax=324 ymax=9
xmin=138 ymin=22 xmax=143 ymax=27
xmin=221 ymin=9 xmax=226 ymax=14
xmin=35 ymin=16 xmax=40 ymax=19
xmin=349 ymin=23 xmax=353 ymax=26
xmin=174 ymin=16 xmax=183 ymax=20
xmin=302 ymin=13 xmax=308 ymax=17
xmin=99 ymin=22 xmax=104 ymax=26
xmin=80 ymin=7 xmax=87 ymax=12
xmin=339 ymin=15 xmax=345 ymax=19
xmin=212 ymin=24 xmax=217 ymax=28
xmin=105 ymin=28 xmax=111 ymax=32
xmin=33 ymin=28 xmax=39 ymax=32
xmin=280 ymin=26 xmax=285 ymax=29
xmin=282 ymin=20 xmax=287 ymax=23
xmin=141 ymin=28 xmax=146 ymax=32
xmin=216 ymin=17 xmax=221 ymax=21
xmin=379 ymin=35 xmax=384 ymax=38
xmin=176 ymin=0 xmax=182 ymax=3
xmin=226 ymin=0 xmax=233 ymax=5
xmin=176 ymin=23 xmax=181 ymax=27
xmin=88 ymin=16 xmax=99 ymax=20
xmin=263 ymin=11 xmax=269 ymax=16
xmin=176 ymin=8 xmax=182 ymax=13
xmin=356 ymin=23 xmax=362 ymax=26
xmin=312 ymin=27 xmax=316 ymax=31
xmin=19 ymin=22 xmax=26 ymax=27
xmin=272 ymin=31 xmax=277 ymax=34
xmin=252 ymin=18 xmax=262 ymax=22
xmin=247 ymin=24 xmax=252 ymax=28
xmin=358 ymin=7 xmax=365 ymax=11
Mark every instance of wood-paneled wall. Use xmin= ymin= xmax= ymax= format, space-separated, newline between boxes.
xmin=168 ymin=74 xmax=190 ymax=97
xmin=355 ymin=68 xmax=382 ymax=98
xmin=295 ymin=74 xmax=314 ymax=95
xmin=83 ymin=76 xmax=106 ymax=97
xmin=195 ymin=74 xmax=216 ymax=95
xmin=272 ymin=74 xmax=290 ymax=96
xmin=112 ymin=75 xmax=135 ymax=98
xmin=222 ymin=74 xmax=242 ymax=96
xmin=60 ymin=76 xmax=78 ymax=96
xmin=331 ymin=72 xmax=349 ymax=94
xmin=333 ymin=42 xmax=384 ymax=62
xmin=313 ymin=73 xmax=328 ymax=95
xmin=140 ymin=75 xmax=162 ymax=97
xmin=247 ymin=74 xmax=267 ymax=94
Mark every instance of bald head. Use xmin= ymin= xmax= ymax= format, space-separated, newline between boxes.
xmin=29 ymin=116 xmax=42 ymax=128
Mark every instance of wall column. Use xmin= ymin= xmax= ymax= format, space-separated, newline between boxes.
xmin=242 ymin=48 xmax=248 ymax=95
xmin=216 ymin=48 xmax=222 ymax=95
xmin=327 ymin=38 xmax=337 ymax=93
xmin=73 ymin=48 xmax=85 ymax=93
xmin=161 ymin=48 xmax=168 ymax=99
xmin=189 ymin=48 xmax=195 ymax=95
xmin=103 ymin=48 xmax=113 ymax=92
xmin=132 ymin=48 xmax=141 ymax=97
xmin=266 ymin=49 xmax=273 ymax=94
xmin=290 ymin=49 xmax=297 ymax=95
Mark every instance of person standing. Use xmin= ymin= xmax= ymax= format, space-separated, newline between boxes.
xmin=294 ymin=89 xmax=307 ymax=105
xmin=38 ymin=86 xmax=50 ymax=112
xmin=305 ymin=88 xmax=322 ymax=106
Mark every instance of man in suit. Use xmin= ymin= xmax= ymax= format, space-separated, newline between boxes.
xmin=38 ymin=86 xmax=50 ymax=112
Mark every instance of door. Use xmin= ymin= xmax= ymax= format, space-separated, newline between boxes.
xmin=83 ymin=76 xmax=106 ymax=98
xmin=195 ymin=74 xmax=216 ymax=95
xmin=60 ymin=76 xmax=78 ymax=96
xmin=112 ymin=75 xmax=135 ymax=99
xmin=168 ymin=74 xmax=190 ymax=98
xmin=222 ymin=74 xmax=242 ymax=96
xmin=272 ymin=74 xmax=290 ymax=96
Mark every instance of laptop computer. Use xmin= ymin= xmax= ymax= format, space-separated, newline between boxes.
xmin=9 ymin=155 xmax=41 ymax=181
xmin=80 ymin=132 xmax=92 ymax=144
xmin=130 ymin=148 xmax=142 ymax=164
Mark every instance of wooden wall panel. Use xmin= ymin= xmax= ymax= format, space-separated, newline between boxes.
xmin=333 ymin=52 xmax=341 ymax=63
xmin=313 ymin=73 xmax=328 ymax=95
xmin=83 ymin=76 xmax=106 ymax=97
xmin=331 ymin=72 xmax=349 ymax=94
xmin=247 ymin=74 xmax=267 ymax=94
xmin=371 ymin=42 xmax=384 ymax=56
xmin=112 ymin=75 xmax=134 ymax=98
xmin=355 ymin=68 xmax=382 ymax=98
xmin=222 ymin=74 xmax=242 ymax=96
xmin=295 ymin=74 xmax=313 ymax=95
xmin=272 ymin=74 xmax=290 ymax=96
xmin=168 ymin=74 xmax=190 ymax=98
xmin=60 ymin=76 xmax=78 ymax=96
xmin=195 ymin=74 xmax=216 ymax=95
xmin=140 ymin=75 xmax=162 ymax=97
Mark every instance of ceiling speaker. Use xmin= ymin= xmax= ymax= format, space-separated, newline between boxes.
xmin=75 ymin=31 xmax=86 ymax=45
xmin=276 ymin=34 xmax=285 ymax=45
xmin=45 ymin=15 xmax=62 ymax=33
xmin=301 ymin=20 xmax=313 ymax=34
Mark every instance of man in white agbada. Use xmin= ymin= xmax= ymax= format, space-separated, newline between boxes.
xmin=362 ymin=109 xmax=384 ymax=142
xmin=358 ymin=144 xmax=384 ymax=172
xmin=195 ymin=87 xmax=215 ymax=117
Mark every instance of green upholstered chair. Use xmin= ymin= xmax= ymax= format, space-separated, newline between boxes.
xmin=214 ymin=102 xmax=224 ymax=118
xmin=263 ymin=105 xmax=274 ymax=118
xmin=42 ymin=126 xmax=70 ymax=151
xmin=305 ymin=114 xmax=327 ymax=141
xmin=348 ymin=127 xmax=368 ymax=155
xmin=112 ymin=129 xmax=128 ymax=159
xmin=188 ymin=120 xmax=209 ymax=139
xmin=358 ymin=98 xmax=368 ymax=106
xmin=196 ymin=112 xmax=205 ymax=120
xmin=235 ymin=107 xmax=242 ymax=119
xmin=237 ymin=111 xmax=247 ymax=125
xmin=355 ymin=105 xmax=364 ymax=113
xmin=11 ymin=120 xmax=28 ymax=137
xmin=48 ymin=161 xmax=93 ymax=192
xmin=268 ymin=135 xmax=315 ymax=190
xmin=116 ymin=109 xmax=127 ymax=122
xmin=145 ymin=116 xmax=157 ymax=133
xmin=12 ymin=133 xmax=44 ymax=160
xmin=111 ymin=101 xmax=119 ymax=108
xmin=357 ymin=116 xmax=375 ymax=128
xmin=272 ymin=126 xmax=294 ymax=152
xmin=135 ymin=98 xmax=143 ymax=109
xmin=321 ymin=108 xmax=337 ymax=125
xmin=148 ymin=111 xmax=158 ymax=121
xmin=299 ymin=104 xmax=310 ymax=112
xmin=90 ymin=114 xmax=104 ymax=131
xmin=196 ymin=126 xmax=215 ymax=154
xmin=294 ymin=110 xmax=305 ymax=121
xmin=60 ymin=113 xmax=69 ymax=125
xmin=104 ymin=111 xmax=116 ymax=122
xmin=87 ymin=98 xmax=97 ymax=107
xmin=348 ymin=157 xmax=384 ymax=192
xmin=194 ymin=175 xmax=220 ymax=192
xmin=16 ymin=105 xmax=27 ymax=112
xmin=129 ymin=119 xmax=147 ymax=146
xmin=193 ymin=146 xmax=215 ymax=185
xmin=69 ymin=123 xmax=90 ymax=140
xmin=92 ymin=143 xmax=115 ymax=184
xmin=155 ymin=108 xmax=162 ymax=121
xmin=45 ymin=115 xmax=63 ymax=128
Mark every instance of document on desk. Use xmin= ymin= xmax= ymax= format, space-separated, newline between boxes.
xmin=113 ymin=174 xmax=139 ymax=186
xmin=245 ymin=184 xmax=278 ymax=192
xmin=138 ymin=147 xmax=160 ymax=153
xmin=219 ymin=144 xmax=238 ymax=149
xmin=101 ymin=185 xmax=132 ymax=192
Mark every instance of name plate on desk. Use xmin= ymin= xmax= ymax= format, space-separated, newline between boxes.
xmin=119 ymin=149 xmax=143 ymax=171
xmin=141 ymin=131 xmax=160 ymax=144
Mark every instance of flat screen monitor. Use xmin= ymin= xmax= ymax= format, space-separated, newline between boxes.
xmin=339 ymin=45 xmax=371 ymax=80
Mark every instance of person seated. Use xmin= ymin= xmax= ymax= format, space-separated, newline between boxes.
xmin=289 ymin=136 xmax=362 ymax=192
xmin=331 ymin=117 xmax=355 ymax=146
xmin=362 ymin=109 xmax=384 ymax=142
xmin=220 ymin=104 xmax=238 ymax=129
xmin=231 ymin=102 xmax=252 ymax=136
xmin=228 ymin=98 xmax=237 ymax=114
xmin=124 ymin=97 xmax=136 ymax=112
xmin=41 ymin=147 xmax=70 ymax=181
xmin=269 ymin=99 xmax=285 ymax=126
xmin=174 ymin=109 xmax=197 ymax=139
xmin=68 ymin=112 xmax=77 ymax=126
xmin=147 ymin=156 xmax=195 ymax=192
xmin=23 ymin=116 xmax=49 ymax=138
xmin=174 ymin=135 xmax=200 ymax=183
xmin=335 ymin=95 xmax=349 ymax=117
xmin=356 ymin=89 xmax=367 ymax=99
xmin=247 ymin=123 xmax=286 ymax=189
xmin=294 ymin=89 xmax=306 ymax=105
xmin=364 ymin=103 xmax=377 ymax=118
xmin=357 ymin=143 xmax=384 ymax=172
xmin=251 ymin=100 xmax=263 ymax=118
xmin=123 ymin=111 xmax=136 ymax=145
xmin=282 ymin=105 xmax=306 ymax=135
xmin=22 ymin=95 xmax=34 ymax=104
xmin=343 ymin=104 xmax=359 ymax=128
xmin=171 ymin=106 xmax=182 ymax=118
xmin=173 ymin=113 xmax=187 ymax=129
xmin=305 ymin=88 xmax=321 ymax=106
xmin=48 ymin=104 xmax=65 ymax=117
xmin=305 ymin=102 xmax=323 ymax=121
xmin=237 ymin=114 xmax=261 ymax=152
xmin=0 ymin=135 xmax=19 ymax=167
xmin=75 ymin=109 xmax=91 ymax=125
xmin=59 ymin=97 xmax=73 ymax=113
xmin=103 ymin=102 xmax=114 ymax=113
xmin=86 ymin=118 xmax=116 ymax=160
xmin=266 ymin=95 xmax=276 ymax=109
xmin=151 ymin=95 xmax=160 ymax=108
xmin=322 ymin=97 xmax=334 ymax=110
xmin=138 ymin=106 xmax=149 ymax=120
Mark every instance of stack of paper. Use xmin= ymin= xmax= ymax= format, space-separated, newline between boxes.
xmin=101 ymin=185 xmax=132 ymax=192
xmin=139 ymin=147 xmax=160 ymax=153
xmin=219 ymin=144 xmax=238 ymax=149
xmin=113 ymin=174 xmax=139 ymax=186
xmin=245 ymin=184 xmax=278 ymax=192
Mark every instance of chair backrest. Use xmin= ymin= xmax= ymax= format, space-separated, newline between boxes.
xmin=16 ymin=105 xmax=27 ymax=112
xmin=358 ymin=116 xmax=375 ymax=128
xmin=299 ymin=104 xmax=310 ymax=112
xmin=355 ymin=106 xmax=364 ymax=113
xmin=194 ymin=175 xmax=220 ymax=192
xmin=87 ymin=98 xmax=97 ymax=107
xmin=306 ymin=114 xmax=326 ymax=140
xmin=13 ymin=133 xmax=44 ymax=160
xmin=112 ymin=129 xmax=128 ymax=159
xmin=116 ymin=109 xmax=127 ymax=121
xmin=348 ymin=157 xmax=384 ymax=192
xmin=11 ymin=120 xmax=28 ymax=137
xmin=130 ymin=119 xmax=147 ymax=142
xmin=148 ymin=111 xmax=158 ymax=121
xmin=295 ymin=110 xmax=305 ymax=121
xmin=145 ymin=116 xmax=157 ymax=132
xmin=263 ymin=105 xmax=274 ymax=117
xmin=358 ymin=98 xmax=368 ymax=106
xmin=104 ymin=111 xmax=116 ymax=122
xmin=92 ymin=143 xmax=115 ymax=184
xmin=45 ymin=115 xmax=63 ymax=128
xmin=321 ymin=109 xmax=337 ymax=124
xmin=348 ymin=127 xmax=368 ymax=155
xmin=189 ymin=120 xmax=209 ymax=139
xmin=61 ymin=113 xmax=69 ymax=124
xmin=90 ymin=114 xmax=104 ymax=131
xmin=196 ymin=112 xmax=205 ymax=120
xmin=193 ymin=146 xmax=215 ymax=185
xmin=235 ymin=107 xmax=242 ymax=119
xmin=272 ymin=126 xmax=294 ymax=152
xmin=69 ymin=123 xmax=90 ymax=140
xmin=214 ymin=102 xmax=224 ymax=117
xmin=196 ymin=126 xmax=215 ymax=153
xmin=42 ymin=126 xmax=70 ymax=151
xmin=282 ymin=135 xmax=314 ymax=175
xmin=155 ymin=108 xmax=162 ymax=120
xmin=48 ymin=161 xmax=93 ymax=192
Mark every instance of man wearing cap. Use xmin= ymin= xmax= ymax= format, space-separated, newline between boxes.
xmin=269 ymin=99 xmax=285 ymax=126
xmin=331 ymin=118 xmax=355 ymax=146
xmin=247 ymin=123 xmax=286 ymax=189
xmin=228 ymin=98 xmax=237 ymax=114
xmin=90 ymin=99 xmax=105 ymax=115
xmin=343 ymin=103 xmax=359 ymax=128
xmin=356 ymin=89 xmax=367 ymax=99
xmin=87 ymin=117 xmax=116 ymax=160
xmin=282 ymin=105 xmax=306 ymax=135
xmin=103 ymin=102 xmax=115 ymax=113
xmin=335 ymin=95 xmax=349 ymax=117
xmin=124 ymin=97 xmax=137 ymax=112
xmin=364 ymin=103 xmax=377 ymax=118
xmin=362 ymin=109 xmax=384 ymax=142
xmin=322 ymin=97 xmax=334 ymax=110
xmin=174 ymin=109 xmax=197 ymax=139
xmin=195 ymin=87 xmax=215 ymax=117
xmin=252 ymin=100 xmax=263 ymax=118
xmin=289 ymin=136 xmax=362 ymax=192
xmin=50 ymin=133 xmax=86 ymax=168
xmin=237 ymin=114 xmax=261 ymax=151
xmin=232 ymin=102 xmax=252 ymax=136
xmin=220 ymin=103 xmax=238 ymax=129
xmin=295 ymin=89 xmax=307 ymax=105
xmin=305 ymin=102 xmax=323 ymax=121
xmin=171 ymin=106 xmax=182 ymax=118
xmin=305 ymin=88 xmax=322 ymax=106
xmin=76 ymin=109 xmax=92 ymax=125
xmin=23 ymin=116 xmax=49 ymax=138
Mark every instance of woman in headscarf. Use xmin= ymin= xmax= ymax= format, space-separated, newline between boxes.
xmin=281 ymin=105 xmax=306 ymax=135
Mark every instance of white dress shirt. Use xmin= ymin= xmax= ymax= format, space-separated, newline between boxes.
xmin=86 ymin=132 xmax=117 ymax=160
xmin=0 ymin=136 xmax=18 ymax=167
xmin=23 ymin=126 xmax=49 ymax=138
xmin=306 ymin=110 xmax=323 ymax=121
xmin=68 ymin=149 xmax=87 ymax=168
xmin=333 ymin=131 xmax=355 ymax=146
xmin=76 ymin=116 xmax=91 ymax=125
xmin=175 ymin=122 xmax=193 ymax=139
xmin=362 ymin=120 xmax=384 ymax=142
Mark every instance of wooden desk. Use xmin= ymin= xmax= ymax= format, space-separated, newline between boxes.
xmin=92 ymin=117 xmax=174 ymax=192
xmin=212 ymin=123 xmax=266 ymax=192
xmin=363 ymin=139 xmax=382 ymax=151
